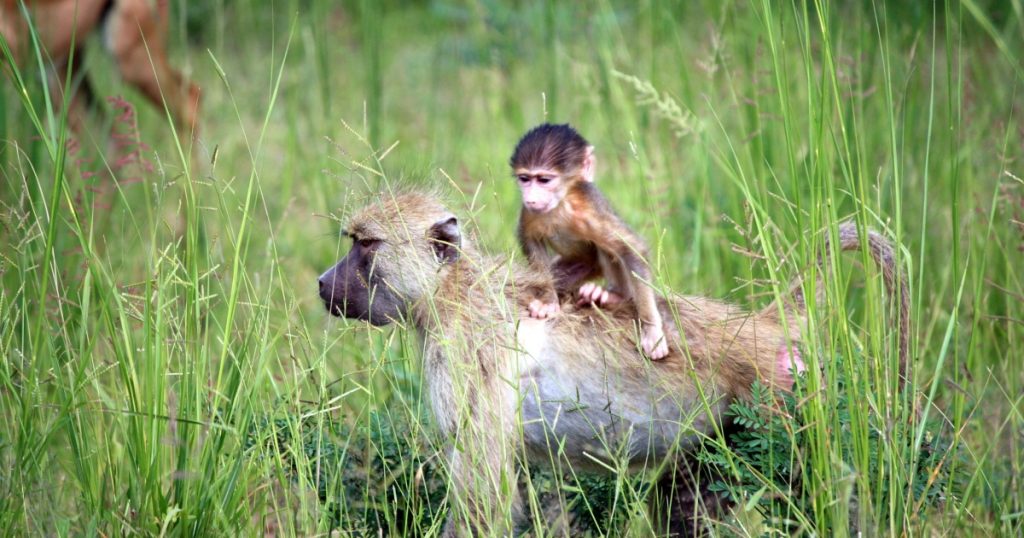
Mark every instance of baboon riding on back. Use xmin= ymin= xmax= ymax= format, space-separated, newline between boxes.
xmin=317 ymin=190 xmax=909 ymax=536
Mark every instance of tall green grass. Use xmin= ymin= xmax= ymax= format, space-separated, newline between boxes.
xmin=1 ymin=0 xmax=1021 ymax=535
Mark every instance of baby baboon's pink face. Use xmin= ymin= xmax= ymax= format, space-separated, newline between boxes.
xmin=515 ymin=167 xmax=565 ymax=213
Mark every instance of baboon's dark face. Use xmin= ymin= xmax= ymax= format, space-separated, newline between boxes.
xmin=317 ymin=194 xmax=462 ymax=327
xmin=318 ymin=238 xmax=405 ymax=326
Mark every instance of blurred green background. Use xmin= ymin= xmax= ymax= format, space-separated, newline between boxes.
xmin=1 ymin=0 xmax=1023 ymax=535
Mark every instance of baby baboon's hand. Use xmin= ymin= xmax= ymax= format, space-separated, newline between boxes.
xmin=576 ymin=283 xmax=623 ymax=307
xmin=528 ymin=299 xmax=561 ymax=319
xmin=642 ymin=324 xmax=669 ymax=360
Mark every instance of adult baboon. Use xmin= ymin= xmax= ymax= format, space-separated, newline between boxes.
xmin=317 ymin=191 xmax=909 ymax=535
xmin=1 ymin=0 xmax=200 ymax=135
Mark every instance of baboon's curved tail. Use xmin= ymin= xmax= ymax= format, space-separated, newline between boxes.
xmin=763 ymin=222 xmax=911 ymax=386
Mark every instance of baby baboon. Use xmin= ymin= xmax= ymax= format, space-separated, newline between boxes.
xmin=317 ymin=191 xmax=910 ymax=536
xmin=511 ymin=123 xmax=670 ymax=360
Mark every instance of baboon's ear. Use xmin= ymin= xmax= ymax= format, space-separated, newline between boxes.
xmin=581 ymin=145 xmax=596 ymax=183
xmin=428 ymin=216 xmax=461 ymax=264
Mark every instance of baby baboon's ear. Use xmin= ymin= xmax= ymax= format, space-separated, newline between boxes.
xmin=428 ymin=216 xmax=461 ymax=264
xmin=581 ymin=145 xmax=596 ymax=183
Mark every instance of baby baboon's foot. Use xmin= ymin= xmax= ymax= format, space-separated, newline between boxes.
xmin=576 ymin=283 xmax=623 ymax=307
xmin=528 ymin=299 xmax=561 ymax=319
xmin=642 ymin=324 xmax=669 ymax=360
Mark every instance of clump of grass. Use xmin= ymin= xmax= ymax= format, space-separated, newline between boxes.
xmin=253 ymin=354 xmax=963 ymax=536
xmin=253 ymin=407 xmax=633 ymax=535
xmin=248 ymin=409 xmax=448 ymax=535
xmin=699 ymin=360 xmax=965 ymax=534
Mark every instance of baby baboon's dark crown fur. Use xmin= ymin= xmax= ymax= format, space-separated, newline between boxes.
xmin=510 ymin=123 xmax=591 ymax=172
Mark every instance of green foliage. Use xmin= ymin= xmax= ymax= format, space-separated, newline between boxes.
xmin=252 ymin=410 xmax=447 ymax=534
xmin=255 ymin=408 xmax=630 ymax=535
xmin=699 ymin=360 xmax=966 ymax=534
xmin=254 ymin=355 xmax=965 ymax=535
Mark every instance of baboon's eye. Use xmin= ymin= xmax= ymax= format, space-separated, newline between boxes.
xmin=537 ymin=176 xmax=553 ymax=185
xmin=357 ymin=238 xmax=380 ymax=249
xmin=517 ymin=175 xmax=530 ymax=184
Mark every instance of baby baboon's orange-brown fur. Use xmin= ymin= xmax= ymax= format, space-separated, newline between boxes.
xmin=512 ymin=124 xmax=670 ymax=359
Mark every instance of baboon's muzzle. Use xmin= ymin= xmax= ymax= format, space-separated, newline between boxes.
xmin=318 ymin=251 xmax=402 ymax=326
xmin=317 ymin=265 xmax=348 ymax=318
